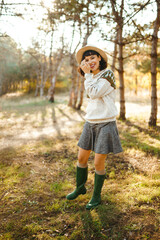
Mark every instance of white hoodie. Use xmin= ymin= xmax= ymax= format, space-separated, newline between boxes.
xmin=84 ymin=68 xmax=118 ymax=123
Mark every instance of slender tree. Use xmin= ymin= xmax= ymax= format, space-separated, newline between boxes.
xmin=76 ymin=0 xmax=98 ymax=110
xmin=27 ymin=40 xmax=49 ymax=97
xmin=41 ymin=1 xmax=63 ymax=102
xmin=53 ymin=0 xmax=98 ymax=109
xmin=149 ymin=0 xmax=160 ymax=126
xmin=101 ymin=0 xmax=151 ymax=120
xmin=48 ymin=45 xmax=64 ymax=102
xmin=68 ymin=21 xmax=81 ymax=108
xmin=111 ymin=32 xmax=118 ymax=72
xmin=110 ymin=0 xmax=126 ymax=120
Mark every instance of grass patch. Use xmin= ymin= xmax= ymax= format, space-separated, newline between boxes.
xmin=0 ymin=94 xmax=160 ymax=239
xmin=121 ymin=132 xmax=160 ymax=157
xmin=50 ymin=182 xmax=63 ymax=192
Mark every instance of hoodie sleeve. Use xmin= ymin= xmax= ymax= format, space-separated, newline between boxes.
xmin=84 ymin=70 xmax=116 ymax=99
xmin=101 ymin=70 xmax=116 ymax=89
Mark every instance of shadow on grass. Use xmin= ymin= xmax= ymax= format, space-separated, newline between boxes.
xmin=78 ymin=171 xmax=159 ymax=240
xmin=0 ymin=113 xmax=160 ymax=239
xmin=79 ymin=202 xmax=122 ymax=240
xmin=78 ymin=190 xmax=160 ymax=240
xmin=57 ymin=106 xmax=85 ymax=122
xmin=125 ymin=120 xmax=160 ymax=141
xmin=0 ymin=136 xmax=159 ymax=240
xmin=117 ymin=119 xmax=160 ymax=158
xmin=0 ymin=147 xmax=17 ymax=165
xmin=121 ymin=131 xmax=160 ymax=158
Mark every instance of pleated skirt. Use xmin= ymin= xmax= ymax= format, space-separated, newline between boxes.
xmin=77 ymin=121 xmax=123 ymax=154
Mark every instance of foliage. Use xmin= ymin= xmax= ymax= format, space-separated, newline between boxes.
xmin=0 ymin=0 xmax=159 ymax=103
xmin=138 ymin=57 xmax=160 ymax=73
xmin=0 ymin=36 xmax=72 ymax=96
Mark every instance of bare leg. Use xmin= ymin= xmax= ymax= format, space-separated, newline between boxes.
xmin=77 ymin=147 xmax=91 ymax=168
xmin=94 ymin=153 xmax=107 ymax=174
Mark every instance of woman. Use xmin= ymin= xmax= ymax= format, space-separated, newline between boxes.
xmin=66 ymin=45 xmax=123 ymax=210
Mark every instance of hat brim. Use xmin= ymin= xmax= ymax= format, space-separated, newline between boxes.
xmin=76 ymin=45 xmax=107 ymax=64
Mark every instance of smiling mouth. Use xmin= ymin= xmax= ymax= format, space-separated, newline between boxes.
xmin=90 ymin=64 xmax=96 ymax=69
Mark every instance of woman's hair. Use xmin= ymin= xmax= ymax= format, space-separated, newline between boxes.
xmin=78 ymin=50 xmax=107 ymax=76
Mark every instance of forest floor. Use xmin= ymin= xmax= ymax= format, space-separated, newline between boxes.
xmin=0 ymin=92 xmax=160 ymax=240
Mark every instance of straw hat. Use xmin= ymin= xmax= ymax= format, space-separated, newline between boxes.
xmin=76 ymin=45 xmax=107 ymax=64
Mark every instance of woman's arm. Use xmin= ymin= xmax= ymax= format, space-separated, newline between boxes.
xmin=84 ymin=71 xmax=116 ymax=99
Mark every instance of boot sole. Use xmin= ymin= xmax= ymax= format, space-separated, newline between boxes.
xmin=66 ymin=190 xmax=86 ymax=200
xmin=86 ymin=201 xmax=101 ymax=210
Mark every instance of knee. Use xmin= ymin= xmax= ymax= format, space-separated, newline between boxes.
xmin=94 ymin=160 xmax=105 ymax=171
xmin=94 ymin=154 xmax=106 ymax=171
xmin=78 ymin=153 xmax=88 ymax=164
xmin=78 ymin=155 xmax=88 ymax=164
xmin=95 ymin=163 xmax=103 ymax=171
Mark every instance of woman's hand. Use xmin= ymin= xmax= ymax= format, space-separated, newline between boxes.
xmin=80 ymin=60 xmax=91 ymax=74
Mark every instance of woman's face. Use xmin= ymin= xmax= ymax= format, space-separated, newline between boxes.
xmin=84 ymin=54 xmax=101 ymax=75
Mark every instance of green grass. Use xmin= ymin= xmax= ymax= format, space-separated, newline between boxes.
xmin=0 ymin=94 xmax=160 ymax=240
xmin=1 ymin=93 xmax=67 ymax=111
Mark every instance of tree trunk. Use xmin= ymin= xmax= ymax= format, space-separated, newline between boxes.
xmin=40 ymin=64 xmax=44 ymax=97
xmin=35 ymin=70 xmax=40 ymax=97
xmin=135 ymin=75 xmax=138 ymax=95
xmin=49 ymin=76 xmax=56 ymax=102
xmin=110 ymin=0 xmax=126 ymax=120
xmin=0 ymin=76 xmax=2 ymax=96
xmin=119 ymin=0 xmax=125 ymax=120
xmin=49 ymin=29 xmax=54 ymax=80
xmin=48 ymin=31 xmax=56 ymax=102
xmin=111 ymin=32 xmax=118 ymax=72
xmin=40 ymin=84 xmax=44 ymax=97
xmin=82 ymin=1 xmax=90 ymax=47
xmin=48 ymin=58 xmax=63 ymax=102
xmin=74 ymin=73 xmax=80 ymax=108
xmin=68 ymin=89 xmax=73 ymax=107
xmin=68 ymin=0 xmax=95 ymax=110
xmin=77 ymin=75 xmax=84 ymax=110
xmin=48 ymin=49 xmax=63 ymax=102
xmin=134 ymin=60 xmax=138 ymax=95
xmin=48 ymin=28 xmax=54 ymax=101
xmin=118 ymin=28 xmax=125 ymax=119
xmin=149 ymin=0 xmax=160 ymax=126
xmin=68 ymin=54 xmax=77 ymax=107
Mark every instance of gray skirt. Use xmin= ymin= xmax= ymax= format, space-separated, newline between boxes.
xmin=77 ymin=121 xmax=123 ymax=154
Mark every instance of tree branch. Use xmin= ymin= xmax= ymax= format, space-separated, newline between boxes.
xmin=123 ymin=0 xmax=152 ymax=26
xmin=1 ymin=3 xmax=41 ymax=6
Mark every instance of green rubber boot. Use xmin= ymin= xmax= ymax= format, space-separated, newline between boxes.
xmin=86 ymin=172 xmax=105 ymax=210
xmin=66 ymin=166 xmax=88 ymax=200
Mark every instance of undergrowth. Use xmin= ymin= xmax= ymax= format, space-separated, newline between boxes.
xmin=0 ymin=94 xmax=160 ymax=240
